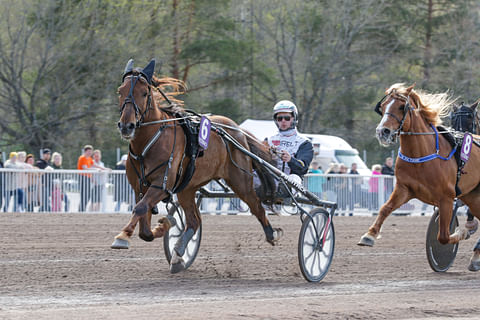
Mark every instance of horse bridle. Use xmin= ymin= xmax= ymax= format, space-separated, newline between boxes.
xmin=120 ymin=75 xmax=152 ymax=128
xmin=451 ymin=105 xmax=478 ymax=133
xmin=375 ymin=92 xmax=414 ymax=138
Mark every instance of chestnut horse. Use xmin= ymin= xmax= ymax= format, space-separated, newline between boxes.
xmin=111 ymin=59 xmax=282 ymax=273
xmin=358 ymin=83 xmax=480 ymax=271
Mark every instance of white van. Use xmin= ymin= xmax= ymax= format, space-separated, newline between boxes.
xmin=239 ymin=119 xmax=370 ymax=174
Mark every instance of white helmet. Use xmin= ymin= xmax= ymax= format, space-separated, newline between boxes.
xmin=273 ymin=100 xmax=298 ymax=130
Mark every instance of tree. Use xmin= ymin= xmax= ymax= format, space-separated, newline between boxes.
xmin=252 ymin=1 xmax=399 ymax=133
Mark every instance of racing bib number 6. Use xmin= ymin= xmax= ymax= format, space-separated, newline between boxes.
xmin=198 ymin=116 xmax=211 ymax=150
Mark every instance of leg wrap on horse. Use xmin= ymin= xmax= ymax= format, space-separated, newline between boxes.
xmin=263 ymin=224 xmax=274 ymax=242
xmin=473 ymin=237 xmax=480 ymax=252
xmin=263 ymin=224 xmax=282 ymax=245
xmin=174 ymin=227 xmax=195 ymax=256
xmin=468 ymin=240 xmax=480 ymax=271
xmin=466 ymin=208 xmax=474 ymax=221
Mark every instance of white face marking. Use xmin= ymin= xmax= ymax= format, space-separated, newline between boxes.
xmin=377 ymin=98 xmax=396 ymax=128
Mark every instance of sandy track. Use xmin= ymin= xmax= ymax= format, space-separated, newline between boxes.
xmin=0 ymin=213 xmax=479 ymax=319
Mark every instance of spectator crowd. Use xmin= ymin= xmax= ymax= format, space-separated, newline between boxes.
xmin=306 ymin=157 xmax=395 ymax=215
xmin=0 ymin=145 xmax=131 ymax=213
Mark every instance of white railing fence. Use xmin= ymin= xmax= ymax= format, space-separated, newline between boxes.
xmin=0 ymin=169 xmax=134 ymax=213
xmin=0 ymin=169 xmax=435 ymax=216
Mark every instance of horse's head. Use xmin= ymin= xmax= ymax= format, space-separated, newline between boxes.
xmin=117 ymin=59 xmax=156 ymax=140
xmin=374 ymin=84 xmax=415 ymax=146
xmin=450 ymin=100 xmax=479 ymax=133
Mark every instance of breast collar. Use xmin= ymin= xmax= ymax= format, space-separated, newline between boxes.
xmin=398 ymin=124 xmax=456 ymax=163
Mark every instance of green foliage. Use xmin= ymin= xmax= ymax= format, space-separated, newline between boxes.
xmin=207 ymin=98 xmax=243 ymax=120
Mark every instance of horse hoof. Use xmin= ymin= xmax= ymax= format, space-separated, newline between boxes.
xmin=466 ymin=220 xmax=479 ymax=236
xmin=170 ymin=261 xmax=186 ymax=274
xmin=468 ymin=259 xmax=480 ymax=272
xmin=169 ymin=251 xmax=185 ymax=273
xmin=266 ymin=238 xmax=277 ymax=246
xmin=357 ymin=233 xmax=375 ymax=247
xmin=273 ymin=228 xmax=284 ymax=240
xmin=266 ymin=228 xmax=283 ymax=246
xmin=165 ymin=215 xmax=177 ymax=227
xmin=111 ymin=238 xmax=130 ymax=249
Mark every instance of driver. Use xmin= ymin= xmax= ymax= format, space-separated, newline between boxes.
xmin=266 ymin=100 xmax=313 ymax=193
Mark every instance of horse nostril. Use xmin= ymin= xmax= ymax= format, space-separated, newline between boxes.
xmin=117 ymin=122 xmax=122 ymax=129
xmin=382 ymin=128 xmax=391 ymax=136
xmin=127 ymin=123 xmax=135 ymax=130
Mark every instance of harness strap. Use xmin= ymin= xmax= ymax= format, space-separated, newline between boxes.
xmin=128 ymin=123 xmax=176 ymax=194
xmin=398 ymin=124 xmax=457 ymax=163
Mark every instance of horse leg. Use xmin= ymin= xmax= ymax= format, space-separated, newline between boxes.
xmin=435 ymin=198 xmax=458 ymax=245
xmin=225 ymin=176 xmax=282 ymax=246
xmin=358 ymin=185 xmax=411 ymax=246
xmin=111 ymin=188 xmax=171 ymax=249
xmin=468 ymin=238 xmax=480 ymax=271
xmin=456 ymin=194 xmax=480 ymax=271
xmin=169 ymin=189 xmax=201 ymax=273
xmin=450 ymin=192 xmax=480 ymax=244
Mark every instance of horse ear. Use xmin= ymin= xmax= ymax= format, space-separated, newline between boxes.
xmin=406 ymin=83 xmax=415 ymax=95
xmin=124 ymin=59 xmax=134 ymax=75
xmin=142 ymin=59 xmax=156 ymax=84
xmin=470 ymin=99 xmax=480 ymax=111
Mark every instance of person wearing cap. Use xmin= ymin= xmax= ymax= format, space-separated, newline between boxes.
xmin=77 ymin=145 xmax=94 ymax=212
xmin=35 ymin=148 xmax=51 ymax=169
xmin=35 ymin=148 xmax=52 ymax=212
xmin=266 ymin=101 xmax=313 ymax=202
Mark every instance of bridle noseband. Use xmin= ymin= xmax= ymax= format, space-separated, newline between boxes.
xmin=120 ymin=75 xmax=152 ymax=128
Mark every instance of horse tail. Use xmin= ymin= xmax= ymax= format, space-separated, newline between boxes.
xmin=245 ymin=134 xmax=276 ymax=204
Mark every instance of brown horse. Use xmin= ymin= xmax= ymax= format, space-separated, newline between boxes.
xmin=358 ymin=83 xmax=480 ymax=271
xmin=111 ymin=59 xmax=282 ymax=273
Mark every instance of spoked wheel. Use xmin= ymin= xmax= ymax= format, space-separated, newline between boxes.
xmin=163 ymin=202 xmax=202 ymax=270
xmin=298 ymin=207 xmax=335 ymax=282
xmin=426 ymin=208 xmax=458 ymax=272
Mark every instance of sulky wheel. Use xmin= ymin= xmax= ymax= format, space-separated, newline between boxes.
xmin=298 ymin=207 xmax=335 ymax=282
xmin=426 ymin=208 xmax=458 ymax=272
xmin=163 ymin=202 xmax=202 ymax=270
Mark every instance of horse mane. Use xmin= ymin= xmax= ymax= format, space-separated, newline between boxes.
xmin=151 ymin=76 xmax=187 ymax=114
xmin=385 ymin=83 xmax=456 ymax=126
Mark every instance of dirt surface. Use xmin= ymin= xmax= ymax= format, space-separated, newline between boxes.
xmin=1 ymin=213 xmax=480 ymax=319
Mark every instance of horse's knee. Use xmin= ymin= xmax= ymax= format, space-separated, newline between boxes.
xmin=133 ymin=203 xmax=148 ymax=216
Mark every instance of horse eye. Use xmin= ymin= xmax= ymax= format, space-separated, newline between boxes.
xmin=399 ymin=105 xmax=405 ymax=111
